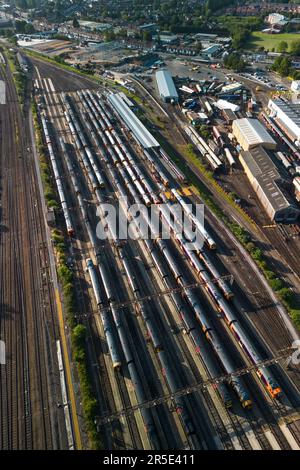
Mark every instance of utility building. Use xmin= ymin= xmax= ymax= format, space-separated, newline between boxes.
xmin=239 ymin=146 xmax=299 ymax=223
xmin=155 ymin=69 xmax=178 ymax=103
xmin=232 ymin=118 xmax=276 ymax=151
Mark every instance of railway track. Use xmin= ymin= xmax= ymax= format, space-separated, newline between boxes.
xmin=30 ymin=60 xmax=300 ymax=450
xmin=0 ymin=51 xmax=65 ymax=449
xmin=45 ymin=87 xmax=152 ymax=449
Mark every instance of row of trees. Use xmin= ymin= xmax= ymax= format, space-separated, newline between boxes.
xmin=276 ymin=39 xmax=300 ymax=55
xmin=272 ymin=55 xmax=300 ymax=79
xmin=224 ymin=52 xmax=246 ymax=71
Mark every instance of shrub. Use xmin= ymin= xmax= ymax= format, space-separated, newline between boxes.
xmin=269 ymin=278 xmax=284 ymax=291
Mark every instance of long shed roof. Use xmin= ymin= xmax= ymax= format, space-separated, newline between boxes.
xmin=108 ymin=93 xmax=159 ymax=149
xmin=240 ymin=146 xmax=293 ymax=213
xmin=233 ymin=118 xmax=276 ymax=149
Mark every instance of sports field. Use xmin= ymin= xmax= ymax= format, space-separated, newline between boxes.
xmin=249 ymin=31 xmax=300 ymax=51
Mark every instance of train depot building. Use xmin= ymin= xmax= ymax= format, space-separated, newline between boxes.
xmin=239 ymin=146 xmax=300 ymax=223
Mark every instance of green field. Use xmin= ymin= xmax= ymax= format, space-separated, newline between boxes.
xmin=249 ymin=31 xmax=300 ymax=51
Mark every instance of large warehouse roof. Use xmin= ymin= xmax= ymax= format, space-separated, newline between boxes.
xmin=239 ymin=146 xmax=299 ymax=222
xmin=0 ymin=80 xmax=5 ymax=105
xmin=268 ymin=98 xmax=300 ymax=142
xmin=108 ymin=93 xmax=159 ymax=149
xmin=232 ymin=118 xmax=276 ymax=151
xmin=155 ymin=70 xmax=178 ymax=101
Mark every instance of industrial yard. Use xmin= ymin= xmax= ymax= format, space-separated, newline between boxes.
xmin=1 ymin=4 xmax=300 ymax=452
xmin=0 ymin=48 xmax=296 ymax=451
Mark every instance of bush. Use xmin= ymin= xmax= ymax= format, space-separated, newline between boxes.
xmin=269 ymin=277 xmax=284 ymax=291
xmin=278 ymin=287 xmax=293 ymax=303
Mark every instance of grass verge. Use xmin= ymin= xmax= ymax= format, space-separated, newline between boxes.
xmin=248 ymin=31 xmax=300 ymax=52
xmin=5 ymin=48 xmax=26 ymax=109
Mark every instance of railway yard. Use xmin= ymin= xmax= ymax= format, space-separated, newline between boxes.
xmin=0 ymin=42 xmax=300 ymax=451
xmin=8 ymin=53 xmax=297 ymax=450
xmin=0 ymin=55 xmax=69 ymax=449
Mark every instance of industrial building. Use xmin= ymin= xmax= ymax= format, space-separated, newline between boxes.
xmin=108 ymin=92 xmax=159 ymax=148
xmin=268 ymin=98 xmax=300 ymax=144
xmin=232 ymin=118 xmax=276 ymax=151
xmin=201 ymin=44 xmax=220 ymax=59
xmin=220 ymin=82 xmax=243 ymax=94
xmin=78 ymin=20 xmax=111 ymax=32
xmin=155 ymin=70 xmax=179 ymax=103
xmin=154 ymin=34 xmax=178 ymax=44
xmin=291 ymin=80 xmax=300 ymax=92
xmin=266 ymin=12 xmax=288 ymax=26
xmin=0 ymin=80 xmax=5 ymax=105
xmin=239 ymin=146 xmax=299 ymax=223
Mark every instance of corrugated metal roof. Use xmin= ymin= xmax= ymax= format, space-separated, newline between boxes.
xmin=0 ymin=80 xmax=5 ymax=105
xmin=240 ymin=146 xmax=294 ymax=212
xmin=117 ymin=91 xmax=134 ymax=107
xmin=155 ymin=70 xmax=178 ymax=100
xmin=108 ymin=93 xmax=159 ymax=149
xmin=233 ymin=118 xmax=276 ymax=148
xmin=268 ymin=99 xmax=300 ymax=139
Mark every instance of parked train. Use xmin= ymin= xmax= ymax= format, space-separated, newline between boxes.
xmin=94 ymin=121 xmax=252 ymax=409
xmin=40 ymin=115 xmax=74 ymax=236
xmin=66 ymin=90 xmax=282 ymax=406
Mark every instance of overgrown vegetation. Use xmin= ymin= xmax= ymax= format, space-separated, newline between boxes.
xmin=32 ymin=101 xmax=103 ymax=449
xmin=224 ymin=53 xmax=246 ymax=72
xmin=53 ymin=230 xmax=103 ymax=449
xmin=32 ymin=101 xmax=59 ymax=209
xmin=271 ymin=55 xmax=300 ymax=79
xmin=6 ymin=49 xmax=26 ymax=109
xmin=216 ymin=16 xmax=263 ymax=50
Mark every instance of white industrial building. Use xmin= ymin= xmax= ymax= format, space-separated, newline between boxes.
xmin=215 ymin=99 xmax=240 ymax=112
xmin=291 ymin=80 xmax=300 ymax=92
xmin=220 ymin=82 xmax=243 ymax=94
xmin=155 ymin=69 xmax=178 ymax=103
xmin=232 ymin=118 xmax=276 ymax=151
xmin=239 ymin=146 xmax=299 ymax=223
xmin=0 ymin=80 xmax=5 ymax=105
xmin=268 ymin=98 xmax=300 ymax=144
xmin=266 ymin=13 xmax=287 ymax=26
xmin=108 ymin=92 xmax=159 ymax=148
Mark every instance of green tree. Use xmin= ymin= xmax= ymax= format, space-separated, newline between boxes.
xmin=224 ymin=53 xmax=246 ymax=72
xmin=104 ymin=29 xmax=116 ymax=42
xmin=195 ymin=41 xmax=202 ymax=53
xmin=277 ymin=40 xmax=288 ymax=53
xmin=142 ymin=30 xmax=152 ymax=42
xmin=290 ymin=39 xmax=300 ymax=56
xmin=272 ymin=55 xmax=292 ymax=76
xmin=72 ymin=17 xmax=79 ymax=28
